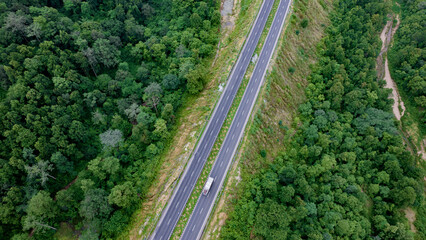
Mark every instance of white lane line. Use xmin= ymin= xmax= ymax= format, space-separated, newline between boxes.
xmin=200 ymin=208 xmax=204 ymax=214
xmin=167 ymin=218 xmax=172 ymax=225
xmin=176 ymin=201 xmax=180 ymax=208
xmin=220 ymin=161 xmax=223 ymax=167
xmin=160 ymin=236 xmax=163 ymax=240
xmin=204 ymin=144 xmax=207 ymax=150
xmin=251 ymin=88 xmax=254 ymax=93
xmin=262 ymin=59 xmax=265 ymax=63
xmin=242 ymin=110 xmax=245 ymax=115
xmin=192 ymin=225 xmax=196 ymax=232
xmin=227 ymin=95 xmax=230 ymax=100
xmin=237 ymin=122 xmax=240 ymax=127
xmin=191 ymin=171 xmax=194 ymax=177
xmin=210 ymin=130 xmax=213 ymax=136
xmin=232 ymin=134 xmax=235 ymax=140
xmin=184 ymin=186 xmax=187 ymax=192
xmin=226 ymin=148 xmax=229 ymax=153
xmin=216 ymin=118 xmax=219 ymax=123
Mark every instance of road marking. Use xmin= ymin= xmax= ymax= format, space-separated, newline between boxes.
xmin=242 ymin=110 xmax=245 ymax=115
xmin=176 ymin=201 xmax=180 ymax=208
xmin=220 ymin=161 xmax=223 ymax=167
xmin=210 ymin=130 xmax=213 ymax=136
xmin=246 ymin=99 xmax=249 ymax=104
xmin=227 ymin=95 xmax=230 ymax=100
xmin=192 ymin=225 xmax=196 ymax=232
xmin=159 ymin=236 xmax=163 ymax=240
xmin=191 ymin=171 xmax=194 ymax=177
xmin=184 ymin=186 xmax=187 ymax=192
xmin=251 ymin=88 xmax=253 ymax=93
xmin=204 ymin=144 xmax=207 ymax=150
xmin=216 ymin=118 xmax=219 ymax=123
xmin=226 ymin=148 xmax=229 ymax=153
xmin=167 ymin=218 xmax=172 ymax=225
xmin=232 ymin=134 xmax=235 ymax=140
xmin=237 ymin=122 xmax=240 ymax=127
xmin=200 ymin=208 xmax=204 ymax=214
xmin=262 ymin=59 xmax=265 ymax=63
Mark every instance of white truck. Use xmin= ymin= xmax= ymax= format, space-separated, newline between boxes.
xmin=202 ymin=177 xmax=214 ymax=196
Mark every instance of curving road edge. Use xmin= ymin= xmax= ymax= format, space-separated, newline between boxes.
xmin=181 ymin=0 xmax=292 ymax=239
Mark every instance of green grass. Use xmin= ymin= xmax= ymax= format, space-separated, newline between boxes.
xmin=54 ymin=223 xmax=76 ymax=240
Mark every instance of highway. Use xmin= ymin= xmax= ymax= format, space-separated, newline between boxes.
xmin=150 ymin=1 xmax=275 ymax=239
xmin=181 ymin=0 xmax=291 ymax=239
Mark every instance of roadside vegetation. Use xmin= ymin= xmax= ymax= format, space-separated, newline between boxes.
xmin=0 ymin=1 xmax=220 ymax=239
xmin=221 ymin=0 xmax=425 ymax=239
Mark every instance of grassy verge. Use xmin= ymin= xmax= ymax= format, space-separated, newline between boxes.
xmin=169 ymin=0 xmax=282 ymax=238
xmin=116 ymin=0 xmax=268 ymax=239
xmin=203 ymin=0 xmax=334 ymax=238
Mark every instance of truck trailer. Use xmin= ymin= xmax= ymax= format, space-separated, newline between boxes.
xmin=202 ymin=177 xmax=214 ymax=196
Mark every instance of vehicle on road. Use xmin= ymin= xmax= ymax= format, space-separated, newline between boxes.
xmin=202 ymin=177 xmax=214 ymax=196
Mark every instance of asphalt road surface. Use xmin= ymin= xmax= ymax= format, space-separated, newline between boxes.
xmin=150 ymin=1 xmax=275 ymax=239
xmin=181 ymin=0 xmax=291 ymax=239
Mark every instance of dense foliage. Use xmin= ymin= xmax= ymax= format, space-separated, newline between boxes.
xmin=222 ymin=0 xmax=424 ymax=239
xmin=389 ymin=0 xmax=426 ymax=126
xmin=0 ymin=0 xmax=219 ymax=239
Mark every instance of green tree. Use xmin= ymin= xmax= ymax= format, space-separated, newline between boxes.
xmin=93 ymin=39 xmax=120 ymax=69
xmin=144 ymin=82 xmax=163 ymax=114
xmin=23 ymin=191 xmax=57 ymax=233
xmin=108 ymin=181 xmax=137 ymax=208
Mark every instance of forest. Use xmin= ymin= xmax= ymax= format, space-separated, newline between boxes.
xmin=222 ymin=0 xmax=425 ymax=239
xmin=389 ymin=0 xmax=426 ymax=129
xmin=0 ymin=0 xmax=219 ymax=239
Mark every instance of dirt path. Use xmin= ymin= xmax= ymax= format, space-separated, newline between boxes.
xmin=377 ymin=15 xmax=405 ymax=121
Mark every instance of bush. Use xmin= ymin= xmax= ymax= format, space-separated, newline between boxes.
xmin=260 ymin=149 xmax=267 ymax=158
xmin=301 ymin=19 xmax=309 ymax=28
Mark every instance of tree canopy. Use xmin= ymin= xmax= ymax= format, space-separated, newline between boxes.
xmin=222 ymin=0 xmax=424 ymax=239
xmin=0 ymin=0 xmax=219 ymax=239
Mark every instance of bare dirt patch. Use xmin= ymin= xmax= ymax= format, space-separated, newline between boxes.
xmin=377 ymin=14 xmax=425 ymax=161
xmin=377 ymin=15 xmax=405 ymax=121
xmin=404 ymin=207 xmax=417 ymax=233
